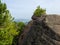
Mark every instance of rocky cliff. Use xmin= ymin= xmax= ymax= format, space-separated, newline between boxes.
xmin=18 ymin=14 xmax=60 ymax=45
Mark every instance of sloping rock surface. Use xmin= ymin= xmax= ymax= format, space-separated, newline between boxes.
xmin=18 ymin=15 xmax=60 ymax=45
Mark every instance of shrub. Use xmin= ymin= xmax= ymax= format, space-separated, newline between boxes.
xmin=12 ymin=22 xmax=25 ymax=45
xmin=34 ymin=6 xmax=46 ymax=17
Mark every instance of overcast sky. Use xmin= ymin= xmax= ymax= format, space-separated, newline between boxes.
xmin=2 ymin=0 xmax=60 ymax=19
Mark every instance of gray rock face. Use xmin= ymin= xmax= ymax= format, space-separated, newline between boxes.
xmin=18 ymin=15 xmax=60 ymax=45
xmin=45 ymin=15 xmax=60 ymax=35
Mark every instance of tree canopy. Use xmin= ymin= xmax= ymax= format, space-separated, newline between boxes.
xmin=0 ymin=0 xmax=18 ymax=45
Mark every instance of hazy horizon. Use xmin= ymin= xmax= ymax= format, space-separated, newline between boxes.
xmin=2 ymin=0 xmax=60 ymax=19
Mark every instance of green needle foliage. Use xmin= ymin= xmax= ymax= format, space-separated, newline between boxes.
xmin=0 ymin=0 xmax=19 ymax=45
xmin=34 ymin=6 xmax=46 ymax=17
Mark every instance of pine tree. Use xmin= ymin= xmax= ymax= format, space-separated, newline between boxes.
xmin=0 ymin=0 xmax=18 ymax=45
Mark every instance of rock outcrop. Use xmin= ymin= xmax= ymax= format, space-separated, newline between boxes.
xmin=18 ymin=14 xmax=60 ymax=45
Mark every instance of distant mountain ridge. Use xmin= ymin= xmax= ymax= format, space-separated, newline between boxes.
xmin=14 ymin=19 xmax=31 ymax=22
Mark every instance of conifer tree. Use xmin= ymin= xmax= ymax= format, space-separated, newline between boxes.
xmin=0 ymin=0 xmax=18 ymax=45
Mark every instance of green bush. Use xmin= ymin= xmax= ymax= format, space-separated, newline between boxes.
xmin=17 ymin=22 xmax=25 ymax=31
xmin=34 ymin=6 xmax=46 ymax=17
xmin=12 ymin=22 xmax=25 ymax=45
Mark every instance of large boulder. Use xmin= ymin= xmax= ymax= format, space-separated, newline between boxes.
xmin=18 ymin=14 xmax=60 ymax=45
xmin=45 ymin=15 xmax=60 ymax=35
